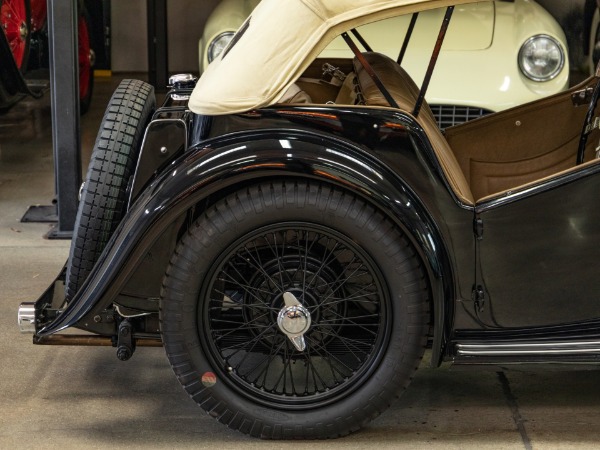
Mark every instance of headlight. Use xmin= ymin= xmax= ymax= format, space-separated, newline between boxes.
xmin=518 ymin=35 xmax=565 ymax=82
xmin=207 ymin=32 xmax=235 ymax=63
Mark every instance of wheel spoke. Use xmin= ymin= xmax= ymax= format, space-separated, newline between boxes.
xmin=305 ymin=334 xmax=354 ymax=381
xmin=302 ymin=349 xmax=329 ymax=393
xmin=312 ymin=266 xmax=372 ymax=291
xmin=315 ymin=258 xmax=368 ymax=307
xmin=316 ymin=322 xmax=379 ymax=329
xmin=211 ymin=317 xmax=270 ymax=327
xmin=305 ymin=239 xmax=342 ymax=291
xmin=257 ymin=340 xmax=287 ymax=389
xmin=217 ymin=322 xmax=278 ymax=353
xmin=241 ymin=245 xmax=285 ymax=294
xmin=219 ymin=262 xmax=274 ymax=306
xmin=271 ymin=342 xmax=293 ymax=394
xmin=212 ymin=319 xmax=272 ymax=336
xmin=203 ymin=221 xmax=388 ymax=404
xmin=312 ymin=328 xmax=374 ymax=360
xmin=319 ymin=309 xmax=381 ymax=336
xmin=229 ymin=328 xmax=282 ymax=377
xmin=266 ymin=232 xmax=288 ymax=289
xmin=309 ymin=282 xmax=379 ymax=311
xmin=1 ymin=0 xmax=27 ymax=68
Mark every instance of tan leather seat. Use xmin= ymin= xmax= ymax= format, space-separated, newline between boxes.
xmin=279 ymin=83 xmax=313 ymax=103
xmin=353 ymin=52 xmax=474 ymax=206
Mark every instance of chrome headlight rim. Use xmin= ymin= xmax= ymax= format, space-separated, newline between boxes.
xmin=207 ymin=31 xmax=236 ymax=63
xmin=518 ymin=34 xmax=565 ymax=82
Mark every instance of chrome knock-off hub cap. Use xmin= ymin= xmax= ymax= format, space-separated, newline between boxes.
xmin=277 ymin=292 xmax=311 ymax=351
xmin=19 ymin=21 xmax=27 ymax=41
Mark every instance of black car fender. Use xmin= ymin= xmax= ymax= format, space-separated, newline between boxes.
xmin=39 ymin=130 xmax=455 ymax=364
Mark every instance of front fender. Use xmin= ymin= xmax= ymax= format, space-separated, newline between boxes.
xmin=39 ymin=130 xmax=454 ymax=363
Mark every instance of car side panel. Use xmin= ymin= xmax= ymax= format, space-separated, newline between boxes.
xmin=207 ymin=107 xmax=478 ymax=323
xmin=36 ymin=107 xmax=478 ymax=365
xmin=476 ymin=162 xmax=600 ymax=328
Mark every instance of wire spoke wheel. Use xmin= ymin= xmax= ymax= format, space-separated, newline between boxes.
xmin=204 ymin=224 xmax=389 ymax=404
xmin=161 ymin=181 xmax=429 ymax=439
xmin=77 ymin=13 xmax=94 ymax=114
xmin=1 ymin=0 xmax=30 ymax=71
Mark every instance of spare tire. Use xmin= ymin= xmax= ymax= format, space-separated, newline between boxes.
xmin=66 ymin=79 xmax=155 ymax=300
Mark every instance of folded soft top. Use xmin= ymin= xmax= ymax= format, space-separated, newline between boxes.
xmin=189 ymin=0 xmax=475 ymax=115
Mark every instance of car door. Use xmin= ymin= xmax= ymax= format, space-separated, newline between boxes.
xmin=474 ymin=163 xmax=600 ymax=328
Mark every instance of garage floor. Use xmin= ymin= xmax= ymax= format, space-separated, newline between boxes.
xmin=1 ymin=75 xmax=600 ymax=449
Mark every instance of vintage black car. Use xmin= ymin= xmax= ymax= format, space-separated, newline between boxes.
xmin=17 ymin=0 xmax=600 ymax=440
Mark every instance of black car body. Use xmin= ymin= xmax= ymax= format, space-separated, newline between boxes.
xmin=17 ymin=0 xmax=600 ymax=440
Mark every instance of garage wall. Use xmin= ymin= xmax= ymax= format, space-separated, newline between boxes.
xmin=111 ymin=0 xmax=220 ymax=73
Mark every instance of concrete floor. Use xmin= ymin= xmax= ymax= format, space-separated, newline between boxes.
xmin=2 ymin=76 xmax=600 ymax=449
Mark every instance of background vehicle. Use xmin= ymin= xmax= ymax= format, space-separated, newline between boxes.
xmin=199 ymin=0 xmax=569 ymax=128
xmin=198 ymin=0 xmax=259 ymax=74
xmin=17 ymin=0 xmax=600 ymax=441
xmin=536 ymin=0 xmax=599 ymax=73
xmin=588 ymin=2 xmax=600 ymax=74
xmin=0 ymin=0 xmax=93 ymax=112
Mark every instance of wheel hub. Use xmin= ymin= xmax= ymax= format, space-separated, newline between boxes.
xmin=19 ymin=20 xmax=27 ymax=40
xmin=276 ymin=292 xmax=311 ymax=351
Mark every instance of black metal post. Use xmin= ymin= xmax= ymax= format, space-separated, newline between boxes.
xmin=147 ymin=0 xmax=168 ymax=91
xmin=397 ymin=13 xmax=419 ymax=65
xmin=45 ymin=0 xmax=82 ymax=239
xmin=413 ymin=7 xmax=454 ymax=118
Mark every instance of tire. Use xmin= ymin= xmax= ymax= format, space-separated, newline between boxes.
xmin=78 ymin=13 xmax=94 ymax=115
xmin=65 ymin=79 xmax=155 ymax=300
xmin=0 ymin=0 xmax=30 ymax=72
xmin=160 ymin=181 xmax=430 ymax=439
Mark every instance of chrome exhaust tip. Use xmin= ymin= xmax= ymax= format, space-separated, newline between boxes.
xmin=18 ymin=302 xmax=36 ymax=333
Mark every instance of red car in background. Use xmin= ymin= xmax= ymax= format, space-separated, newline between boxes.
xmin=0 ymin=0 xmax=93 ymax=112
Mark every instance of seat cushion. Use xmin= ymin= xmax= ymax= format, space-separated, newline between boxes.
xmin=353 ymin=52 xmax=474 ymax=205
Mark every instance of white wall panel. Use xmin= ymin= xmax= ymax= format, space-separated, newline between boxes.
xmin=111 ymin=0 xmax=219 ymax=73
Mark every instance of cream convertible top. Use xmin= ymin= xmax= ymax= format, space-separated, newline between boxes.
xmin=189 ymin=0 xmax=476 ymax=116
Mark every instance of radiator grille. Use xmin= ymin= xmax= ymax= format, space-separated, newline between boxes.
xmin=429 ymin=104 xmax=493 ymax=129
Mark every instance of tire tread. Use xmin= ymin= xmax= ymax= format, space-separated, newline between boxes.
xmin=66 ymin=79 xmax=155 ymax=299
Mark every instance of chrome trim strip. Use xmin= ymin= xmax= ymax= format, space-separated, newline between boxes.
xmin=456 ymin=340 xmax=600 ymax=356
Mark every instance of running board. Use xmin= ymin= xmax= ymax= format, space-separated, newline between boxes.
xmin=456 ymin=340 xmax=600 ymax=357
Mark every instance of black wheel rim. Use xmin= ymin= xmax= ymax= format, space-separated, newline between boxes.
xmin=199 ymin=222 xmax=391 ymax=409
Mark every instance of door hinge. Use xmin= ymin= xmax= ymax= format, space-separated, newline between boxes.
xmin=472 ymin=285 xmax=485 ymax=312
xmin=572 ymin=86 xmax=594 ymax=106
xmin=474 ymin=218 xmax=483 ymax=240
